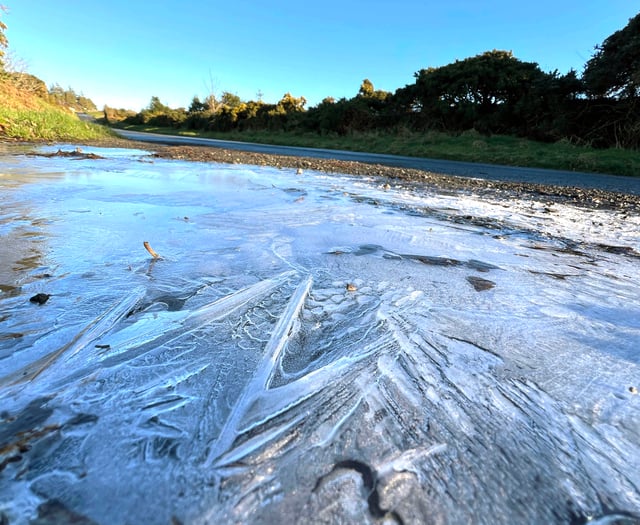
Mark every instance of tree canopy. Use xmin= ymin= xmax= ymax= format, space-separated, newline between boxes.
xmin=582 ymin=12 xmax=640 ymax=98
xmin=413 ymin=50 xmax=544 ymax=109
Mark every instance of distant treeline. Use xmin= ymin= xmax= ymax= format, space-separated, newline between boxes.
xmin=113 ymin=12 xmax=640 ymax=149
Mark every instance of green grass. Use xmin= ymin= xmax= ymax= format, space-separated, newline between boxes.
xmin=121 ymin=124 xmax=640 ymax=177
xmin=0 ymin=107 xmax=115 ymax=141
xmin=0 ymin=77 xmax=115 ymax=142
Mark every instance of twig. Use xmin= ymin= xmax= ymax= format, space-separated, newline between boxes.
xmin=143 ymin=241 xmax=160 ymax=259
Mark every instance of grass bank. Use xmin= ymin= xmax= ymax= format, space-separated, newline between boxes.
xmin=0 ymin=78 xmax=114 ymax=141
xmin=120 ymin=124 xmax=640 ymax=177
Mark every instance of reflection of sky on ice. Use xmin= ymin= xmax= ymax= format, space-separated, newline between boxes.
xmin=1 ymin=146 xmax=639 ymax=524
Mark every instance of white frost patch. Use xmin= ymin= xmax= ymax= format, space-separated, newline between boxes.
xmin=0 ymin=148 xmax=639 ymax=524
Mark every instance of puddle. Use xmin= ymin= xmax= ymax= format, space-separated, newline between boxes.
xmin=0 ymin=144 xmax=639 ymax=524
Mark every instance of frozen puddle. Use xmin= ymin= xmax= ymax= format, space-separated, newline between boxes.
xmin=1 ymin=145 xmax=639 ymax=524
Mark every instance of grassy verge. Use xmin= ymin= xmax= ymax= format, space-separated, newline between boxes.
xmin=120 ymin=124 xmax=640 ymax=177
xmin=0 ymin=107 xmax=115 ymax=141
xmin=0 ymin=78 xmax=114 ymax=141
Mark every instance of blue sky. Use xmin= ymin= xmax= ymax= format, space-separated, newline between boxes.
xmin=4 ymin=1 xmax=638 ymax=111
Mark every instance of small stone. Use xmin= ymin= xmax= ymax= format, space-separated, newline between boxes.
xmin=466 ymin=276 xmax=496 ymax=292
xmin=29 ymin=293 xmax=50 ymax=305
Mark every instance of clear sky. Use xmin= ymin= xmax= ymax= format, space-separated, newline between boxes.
xmin=4 ymin=1 xmax=639 ymax=111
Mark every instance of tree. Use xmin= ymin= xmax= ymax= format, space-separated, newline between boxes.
xmin=147 ymin=95 xmax=170 ymax=114
xmin=188 ymin=95 xmax=206 ymax=113
xmin=201 ymin=70 xmax=220 ymax=111
xmin=203 ymin=94 xmax=218 ymax=112
xmin=410 ymin=50 xmax=555 ymax=133
xmin=221 ymin=91 xmax=242 ymax=108
xmin=48 ymin=84 xmax=97 ymax=111
xmin=416 ymin=51 xmax=544 ymax=109
xmin=358 ymin=79 xmax=375 ymax=97
xmin=63 ymin=86 xmax=77 ymax=107
xmin=0 ymin=5 xmax=9 ymax=71
xmin=76 ymin=94 xmax=97 ymax=111
xmin=304 ymin=97 xmax=346 ymax=133
xmin=126 ymin=96 xmax=185 ymax=126
xmin=582 ymin=12 xmax=640 ymax=99
xmin=276 ymin=92 xmax=307 ymax=113
xmin=357 ymin=78 xmax=390 ymax=103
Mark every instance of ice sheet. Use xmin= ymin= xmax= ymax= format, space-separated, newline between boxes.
xmin=0 ymin=145 xmax=639 ymax=524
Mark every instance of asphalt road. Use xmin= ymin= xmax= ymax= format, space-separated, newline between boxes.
xmin=115 ymin=129 xmax=640 ymax=195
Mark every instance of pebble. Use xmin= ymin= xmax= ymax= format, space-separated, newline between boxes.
xmin=29 ymin=293 xmax=50 ymax=305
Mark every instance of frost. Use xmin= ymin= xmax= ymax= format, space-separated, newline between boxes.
xmin=0 ymin=145 xmax=639 ymax=524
